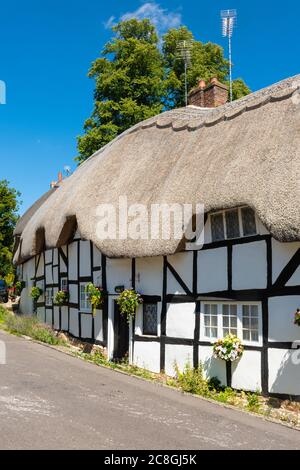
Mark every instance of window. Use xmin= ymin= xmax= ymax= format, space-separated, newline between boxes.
xmin=201 ymin=302 xmax=261 ymax=345
xmin=61 ymin=278 xmax=68 ymax=291
xmin=210 ymin=207 xmax=257 ymax=242
xmin=203 ymin=303 xmax=218 ymax=339
xmin=143 ymin=303 xmax=158 ymax=336
xmin=45 ymin=288 xmax=53 ymax=307
xmin=80 ymin=283 xmax=91 ymax=313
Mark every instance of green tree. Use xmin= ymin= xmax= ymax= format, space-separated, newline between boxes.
xmin=76 ymin=19 xmax=165 ymax=164
xmin=0 ymin=180 xmax=20 ymax=278
xmin=77 ymin=21 xmax=250 ymax=163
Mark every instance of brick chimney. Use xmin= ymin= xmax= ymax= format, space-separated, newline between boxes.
xmin=50 ymin=172 xmax=63 ymax=189
xmin=188 ymin=78 xmax=228 ymax=108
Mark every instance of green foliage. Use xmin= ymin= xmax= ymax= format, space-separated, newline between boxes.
xmin=0 ymin=180 xmax=20 ymax=278
xmin=54 ymin=290 xmax=69 ymax=306
xmin=3 ymin=313 xmax=65 ymax=346
xmin=76 ymin=21 xmax=250 ymax=163
xmin=29 ymin=286 xmax=43 ymax=301
xmin=214 ymin=387 xmax=238 ymax=405
xmin=0 ymin=306 xmax=10 ymax=323
xmin=174 ymin=362 xmax=210 ymax=396
xmin=246 ymin=392 xmax=261 ymax=412
xmin=85 ymin=283 xmax=105 ymax=315
xmin=15 ymin=281 xmax=25 ymax=296
xmin=116 ymin=289 xmax=143 ymax=323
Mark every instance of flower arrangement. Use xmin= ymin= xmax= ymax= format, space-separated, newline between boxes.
xmin=30 ymin=286 xmax=43 ymax=301
xmin=294 ymin=309 xmax=300 ymax=326
xmin=54 ymin=290 xmax=69 ymax=306
xmin=213 ymin=334 xmax=244 ymax=362
xmin=85 ymin=283 xmax=105 ymax=316
xmin=15 ymin=281 xmax=25 ymax=296
xmin=116 ymin=289 xmax=143 ymax=323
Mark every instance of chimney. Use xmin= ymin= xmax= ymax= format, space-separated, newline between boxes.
xmin=50 ymin=172 xmax=63 ymax=189
xmin=188 ymin=77 xmax=228 ymax=108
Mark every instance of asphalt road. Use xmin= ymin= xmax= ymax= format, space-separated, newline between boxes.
xmin=0 ymin=330 xmax=299 ymax=450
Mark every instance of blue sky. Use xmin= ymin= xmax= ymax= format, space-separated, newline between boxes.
xmin=1 ymin=0 xmax=299 ymax=213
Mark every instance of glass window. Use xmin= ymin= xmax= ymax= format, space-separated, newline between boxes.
xmin=143 ymin=303 xmax=158 ymax=336
xmin=61 ymin=278 xmax=68 ymax=291
xmin=80 ymin=283 xmax=91 ymax=312
xmin=45 ymin=288 xmax=53 ymax=307
xmin=225 ymin=209 xmax=240 ymax=239
xmin=241 ymin=207 xmax=257 ymax=236
xmin=242 ymin=305 xmax=259 ymax=342
xmin=203 ymin=304 xmax=218 ymax=339
xmin=222 ymin=304 xmax=237 ymax=336
xmin=211 ymin=213 xmax=225 ymax=242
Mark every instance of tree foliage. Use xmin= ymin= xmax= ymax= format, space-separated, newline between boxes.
xmin=0 ymin=180 xmax=20 ymax=278
xmin=76 ymin=20 xmax=250 ymax=164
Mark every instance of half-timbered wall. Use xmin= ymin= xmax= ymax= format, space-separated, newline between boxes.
xmin=18 ymin=219 xmax=300 ymax=398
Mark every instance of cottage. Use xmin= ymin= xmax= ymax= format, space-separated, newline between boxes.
xmin=14 ymin=74 xmax=300 ymax=397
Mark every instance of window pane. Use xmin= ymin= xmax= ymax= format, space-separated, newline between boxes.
xmin=143 ymin=303 xmax=157 ymax=336
xmin=211 ymin=213 xmax=225 ymax=241
xmin=251 ymin=331 xmax=259 ymax=342
xmin=223 ymin=328 xmax=229 ymax=336
xmin=223 ymin=316 xmax=229 ymax=327
xmin=211 ymin=304 xmax=218 ymax=315
xmin=225 ymin=210 xmax=240 ymax=239
xmin=241 ymin=207 xmax=257 ymax=236
xmin=231 ymin=317 xmax=237 ymax=328
xmin=223 ymin=304 xmax=229 ymax=315
xmin=230 ymin=305 xmax=237 ymax=316
xmin=211 ymin=315 xmax=218 ymax=326
xmin=211 ymin=328 xmax=218 ymax=338
xmin=242 ymin=304 xmax=259 ymax=343
xmin=243 ymin=330 xmax=250 ymax=341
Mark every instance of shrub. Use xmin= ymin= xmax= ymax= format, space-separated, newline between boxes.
xmin=174 ymin=362 xmax=210 ymax=396
xmin=30 ymin=286 xmax=43 ymax=301
xmin=215 ymin=387 xmax=238 ymax=405
xmin=246 ymin=392 xmax=260 ymax=412
xmin=4 ymin=314 xmax=64 ymax=346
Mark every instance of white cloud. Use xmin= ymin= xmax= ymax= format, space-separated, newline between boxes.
xmin=105 ymin=2 xmax=182 ymax=34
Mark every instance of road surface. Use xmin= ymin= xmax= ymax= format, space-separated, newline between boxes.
xmin=0 ymin=330 xmax=299 ymax=450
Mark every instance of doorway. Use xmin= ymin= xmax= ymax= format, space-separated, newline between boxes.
xmin=113 ymin=301 xmax=129 ymax=361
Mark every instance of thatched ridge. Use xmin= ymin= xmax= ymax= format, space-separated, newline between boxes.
xmin=14 ymin=74 xmax=300 ymax=263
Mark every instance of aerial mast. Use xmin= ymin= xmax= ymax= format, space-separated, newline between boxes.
xmin=221 ymin=9 xmax=237 ymax=102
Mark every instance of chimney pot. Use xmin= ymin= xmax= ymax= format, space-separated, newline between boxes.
xmin=198 ymin=79 xmax=206 ymax=89
xmin=58 ymin=172 xmax=63 ymax=183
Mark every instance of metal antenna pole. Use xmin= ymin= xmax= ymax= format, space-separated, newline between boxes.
xmin=176 ymin=39 xmax=193 ymax=107
xmin=184 ymin=60 xmax=188 ymax=106
xmin=221 ymin=9 xmax=237 ymax=103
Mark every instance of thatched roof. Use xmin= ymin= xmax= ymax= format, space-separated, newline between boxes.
xmin=14 ymin=74 xmax=300 ymax=263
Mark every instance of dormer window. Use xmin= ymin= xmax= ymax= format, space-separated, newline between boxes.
xmin=210 ymin=207 xmax=257 ymax=242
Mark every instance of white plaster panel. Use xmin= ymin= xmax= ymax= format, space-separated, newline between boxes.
xmin=45 ymin=265 xmax=53 ymax=285
xmin=61 ymin=306 xmax=69 ymax=331
xmin=94 ymin=310 xmax=103 ymax=341
xmin=203 ymin=217 xmax=212 ymax=244
xmin=268 ymin=349 xmax=300 ymax=395
xmin=81 ymin=313 xmax=92 ymax=338
xmin=268 ymin=296 xmax=300 ymax=342
xmin=45 ymin=309 xmax=52 ymax=326
xmin=198 ymin=346 xmax=226 ymax=386
xmin=167 ymin=252 xmax=193 ymax=294
xmin=272 ymin=239 xmax=300 ymax=283
xmin=286 ymin=266 xmax=300 ymax=286
xmin=69 ymin=309 xmax=79 ymax=337
xmin=37 ymin=308 xmax=45 ymax=323
xmin=36 ymin=254 xmax=44 ymax=277
xmin=134 ymin=341 xmax=161 ymax=373
xmin=232 ymin=241 xmax=267 ymax=290
xmin=197 ymin=247 xmax=227 ymax=293
xmin=59 ymin=246 xmax=68 ymax=272
xmin=166 ymin=303 xmax=195 ymax=339
xmin=69 ymin=284 xmax=78 ymax=304
xmin=45 ymin=250 xmax=53 ymax=264
xmin=93 ymin=244 xmax=102 ymax=268
xmin=231 ymin=350 xmax=262 ymax=392
xmin=136 ymin=257 xmax=163 ymax=295
xmin=93 ymin=270 xmax=102 ymax=287
xmin=165 ymin=344 xmax=193 ymax=376
xmin=80 ymin=241 xmax=91 ymax=277
xmin=107 ymin=258 xmax=132 ymax=294
xmin=53 ymin=249 xmax=58 ymax=266
xmin=68 ymin=242 xmax=78 ymax=281
xmin=53 ymin=307 xmax=60 ymax=330
xmin=19 ymin=258 xmax=36 ymax=315
xmin=53 ymin=267 xmax=59 ymax=285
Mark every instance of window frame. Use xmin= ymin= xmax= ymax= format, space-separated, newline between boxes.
xmin=142 ymin=302 xmax=158 ymax=337
xmin=79 ymin=282 xmax=92 ymax=313
xmin=45 ymin=287 xmax=53 ymax=307
xmin=210 ymin=206 xmax=257 ymax=242
xmin=200 ymin=301 xmax=262 ymax=346
xmin=60 ymin=277 xmax=68 ymax=292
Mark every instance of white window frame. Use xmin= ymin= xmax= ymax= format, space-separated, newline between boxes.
xmin=79 ymin=282 xmax=92 ymax=313
xmin=210 ymin=206 xmax=257 ymax=242
xmin=200 ymin=301 xmax=262 ymax=346
xmin=45 ymin=287 xmax=53 ymax=307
